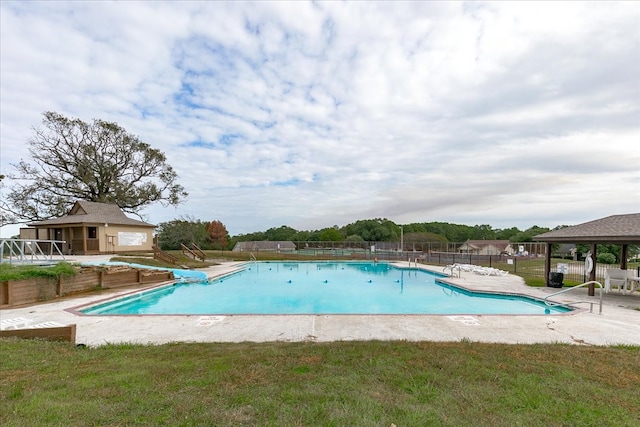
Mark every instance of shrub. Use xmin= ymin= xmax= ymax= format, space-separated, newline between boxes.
xmin=596 ymin=253 xmax=616 ymax=264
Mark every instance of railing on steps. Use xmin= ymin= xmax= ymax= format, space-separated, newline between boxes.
xmin=191 ymin=243 xmax=207 ymax=261
xmin=181 ymin=243 xmax=206 ymax=262
xmin=153 ymin=246 xmax=177 ymax=265
xmin=544 ymin=281 xmax=604 ymax=314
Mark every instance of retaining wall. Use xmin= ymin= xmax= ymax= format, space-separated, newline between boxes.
xmin=0 ymin=267 xmax=174 ymax=307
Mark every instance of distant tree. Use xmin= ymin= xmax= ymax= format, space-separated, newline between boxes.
xmin=0 ymin=174 xmax=8 ymax=227
xmin=596 ymin=252 xmax=617 ymax=264
xmin=576 ymin=243 xmax=621 ymax=262
xmin=404 ymin=232 xmax=447 ymax=243
xmin=233 ymin=231 xmax=267 ymax=242
xmin=290 ymin=230 xmax=311 ymax=241
xmin=318 ymin=227 xmax=343 ymax=241
xmin=471 ymin=224 xmax=496 ymax=240
xmin=419 ymin=222 xmax=475 ymax=242
xmin=264 ymin=225 xmax=298 ymax=241
xmin=156 ymin=216 xmax=209 ymax=250
xmin=403 ymin=232 xmax=448 ymax=251
xmin=402 ymin=224 xmax=426 ymax=233
xmin=342 ymin=219 xmax=394 ymax=241
xmin=205 ymin=220 xmax=229 ymax=249
xmin=553 ymin=225 xmax=571 ymax=230
xmin=495 ymin=227 xmax=521 ymax=241
xmin=511 ymin=226 xmax=551 ymax=242
xmin=1 ymin=111 xmax=187 ymax=224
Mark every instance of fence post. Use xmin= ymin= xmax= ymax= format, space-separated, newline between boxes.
xmin=57 ymin=276 xmax=63 ymax=297
xmin=514 ymin=257 xmax=517 ymax=273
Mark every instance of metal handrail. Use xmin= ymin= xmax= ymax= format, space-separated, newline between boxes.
xmin=443 ymin=264 xmax=461 ymax=277
xmin=544 ymin=281 xmax=604 ymax=314
xmin=0 ymin=238 xmax=66 ymax=264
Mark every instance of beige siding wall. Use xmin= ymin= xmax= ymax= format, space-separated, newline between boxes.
xmin=19 ymin=224 xmax=154 ymax=253
xmin=103 ymin=225 xmax=154 ymax=252
xmin=19 ymin=228 xmax=37 ymax=239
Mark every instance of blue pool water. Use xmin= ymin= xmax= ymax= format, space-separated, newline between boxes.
xmin=81 ymin=262 xmax=570 ymax=315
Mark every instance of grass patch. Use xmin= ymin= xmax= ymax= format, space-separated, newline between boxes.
xmin=1 ymin=340 xmax=639 ymax=426
xmin=109 ymin=256 xmax=188 ymax=269
xmin=0 ymin=262 xmax=77 ymax=282
xmin=112 ymin=253 xmax=226 ymax=269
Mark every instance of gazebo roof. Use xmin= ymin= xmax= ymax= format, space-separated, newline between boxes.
xmin=533 ymin=213 xmax=640 ymax=244
xmin=27 ymin=200 xmax=155 ymax=228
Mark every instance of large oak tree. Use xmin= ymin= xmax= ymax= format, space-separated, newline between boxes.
xmin=1 ymin=112 xmax=188 ymax=224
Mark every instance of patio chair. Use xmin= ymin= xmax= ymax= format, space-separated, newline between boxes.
xmin=604 ymin=268 xmax=632 ymax=294
xmin=0 ymin=317 xmax=32 ymax=330
xmin=29 ymin=321 xmax=65 ymax=329
xmin=0 ymin=317 xmax=31 ymax=331
xmin=627 ymin=271 xmax=640 ymax=293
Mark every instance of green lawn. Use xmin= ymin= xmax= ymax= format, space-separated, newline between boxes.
xmin=1 ymin=339 xmax=638 ymax=426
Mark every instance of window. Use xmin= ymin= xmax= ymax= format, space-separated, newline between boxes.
xmin=88 ymin=227 xmax=97 ymax=239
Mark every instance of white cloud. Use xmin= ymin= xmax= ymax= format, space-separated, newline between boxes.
xmin=1 ymin=1 xmax=639 ymax=238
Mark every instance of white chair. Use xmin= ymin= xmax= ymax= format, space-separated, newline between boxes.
xmin=0 ymin=317 xmax=32 ymax=330
xmin=604 ymin=269 xmax=633 ymax=294
xmin=627 ymin=272 xmax=640 ymax=293
xmin=29 ymin=321 xmax=65 ymax=329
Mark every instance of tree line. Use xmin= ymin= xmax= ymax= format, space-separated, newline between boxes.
xmin=156 ymin=218 xmax=638 ymax=263
xmin=155 ymin=217 xmax=554 ymax=251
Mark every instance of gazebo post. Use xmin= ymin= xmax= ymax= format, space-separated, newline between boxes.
xmin=544 ymin=243 xmax=552 ymax=286
xmin=588 ymin=243 xmax=597 ymax=296
xmin=620 ymin=244 xmax=628 ymax=270
xmin=82 ymin=226 xmax=87 ymax=255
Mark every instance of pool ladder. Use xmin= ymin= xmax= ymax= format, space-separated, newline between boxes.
xmin=249 ymin=253 xmax=257 ymax=268
xmin=543 ymin=281 xmax=604 ymax=314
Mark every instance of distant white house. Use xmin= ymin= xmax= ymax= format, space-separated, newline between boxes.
xmin=458 ymin=240 xmax=515 ymax=256
xmin=555 ymin=244 xmax=577 ymax=259
xmin=232 ymin=241 xmax=296 ymax=252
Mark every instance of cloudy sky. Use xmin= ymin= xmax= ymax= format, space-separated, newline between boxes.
xmin=1 ymin=1 xmax=638 ymax=237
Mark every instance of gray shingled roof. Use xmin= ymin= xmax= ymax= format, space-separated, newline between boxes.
xmin=27 ymin=200 xmax=155 ymax=228
xmin=533 ymin=213 xmax=640 ymax=243
xmin=232 ymin=241 xmax=296 ymax=251
xmin=461 ymin=240 xmax=512 ymax=248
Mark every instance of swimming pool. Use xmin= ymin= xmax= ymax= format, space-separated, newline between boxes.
xmin=80 ymin=262 xmax=570 ymax=315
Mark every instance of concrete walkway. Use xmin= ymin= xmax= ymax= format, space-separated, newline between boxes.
xmin=1 ymin=259 xmax=639 ymax=347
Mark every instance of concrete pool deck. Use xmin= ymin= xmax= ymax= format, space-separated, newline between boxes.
xmin=1 ymin=257 xmax=639 ymax=346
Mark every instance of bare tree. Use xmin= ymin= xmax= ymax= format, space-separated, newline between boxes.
xmin=1 ymin=111 xmax=188 ymax=223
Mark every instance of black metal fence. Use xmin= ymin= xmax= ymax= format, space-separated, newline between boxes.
xmin=232 ymin=241 xmax=638 ymax=284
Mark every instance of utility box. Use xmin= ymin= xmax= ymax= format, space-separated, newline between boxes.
xmin=548 ymin=272 xmax=564 ymax=288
